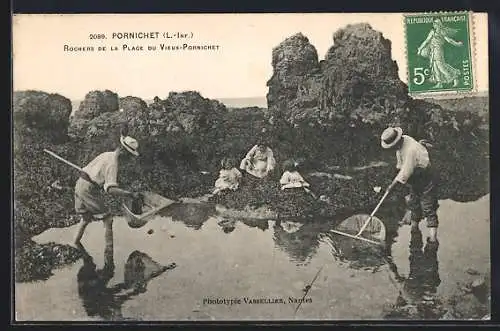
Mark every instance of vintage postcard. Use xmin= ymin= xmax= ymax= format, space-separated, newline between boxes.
xmin=12 ymin=13 xmax=490 ymax=322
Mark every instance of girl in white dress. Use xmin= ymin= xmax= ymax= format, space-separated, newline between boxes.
xmin=213 ymin=157 xmax=242 ymax=195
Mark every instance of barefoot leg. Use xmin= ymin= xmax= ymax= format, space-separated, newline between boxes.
xmin=74 ymin=214 xmax=91 ymax=244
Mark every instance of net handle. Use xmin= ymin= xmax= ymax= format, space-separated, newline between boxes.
xmin=356 ymin=189 xmax=391 ymax=237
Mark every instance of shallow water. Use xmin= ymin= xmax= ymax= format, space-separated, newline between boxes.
xmin=15 ymin=195 xmax=490 ymax=321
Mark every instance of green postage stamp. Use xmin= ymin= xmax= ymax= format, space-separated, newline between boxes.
xmin=405 ymin=12 xmax=475 ymax=95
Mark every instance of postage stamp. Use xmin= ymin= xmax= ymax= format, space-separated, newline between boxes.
xmin=405 ymin=11 xmax=475 ymax=95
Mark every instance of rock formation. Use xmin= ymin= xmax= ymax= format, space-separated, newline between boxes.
xmin=266 ymin=33 xmax=323 ymax=125
xmin=67 ymin=90 xmax=230 ymax=200
xmin=13 ymin=24 xmax=489 ymax=257
xmin=13 ymin=90 xmax=72 ymax=143
xmin=13 ymin=91 xmax=77 ymax=241
xmin=322 ymin=24 xmax=409 ymax=121
xmin=73 ymin=90 xmax=119 ymax=119
xmin=265 ymin=24 xmax=488 ymax=201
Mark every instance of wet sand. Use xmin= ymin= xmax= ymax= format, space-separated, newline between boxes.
xmin=15 ymin=194 xmax=490 ymax=321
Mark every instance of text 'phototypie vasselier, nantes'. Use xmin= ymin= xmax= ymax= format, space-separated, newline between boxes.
xmin=202 ymin=297 xmax=313 ymax=306
xmin=63 ymin=31 xmax=221 ymax=53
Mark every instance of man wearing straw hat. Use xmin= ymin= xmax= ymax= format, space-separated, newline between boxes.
xmin=73 ymin=133 xmax=142 ymax=244
xmin=381 ymin=127 xmax=439 ymax=243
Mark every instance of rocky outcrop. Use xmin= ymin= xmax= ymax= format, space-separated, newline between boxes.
xmin=13 ymin=91 xmax=78 ymax=242
xmin=160 ymin=91 xmax=227 ymax=135
xmin=265 ymin=24 xmax=489 ymax=202
xmin=73 ymin=90 xmax=119 ymax=119
xmin=67 ymin=90 xmax=229 ymax=202
xmin=13 ymin=90 xmax=72 ymax=143
xmin=322 ymin=24 xmax=409 ymax=122
xmin=266 ymin=33 xmax=322 ymax=126
xmin=266 ymin=26 xmax=410 ymax=130
xmin=14 ymin=89 xmax=230 ymax=244
xmin=424 ymin=96 xmax=489 ymax=121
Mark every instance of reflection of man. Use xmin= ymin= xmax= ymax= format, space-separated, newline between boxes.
xmin=75 ymin=223 xmax=175 ymax=321
xmin=403 ymin=227 xmax=441 ymax=303
xmin=76 ymin=222 xmax=126 ymax=320
xmin=384 ymin=226 xmax=441 ymax=319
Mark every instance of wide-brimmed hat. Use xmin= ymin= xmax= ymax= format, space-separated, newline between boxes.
xmin=120 ymin=135 xmax=140 ymax=156
xmin=381 ymin=127 xmax=403 ymax=149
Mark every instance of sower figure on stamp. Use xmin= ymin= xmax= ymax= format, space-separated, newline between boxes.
xmin=73 ymin=127 xmax=142 ymax=244
xmin=417 ymin=17 xmax=463 ymax=89
xmin=381 ymin=127 xmax=439 ymax=243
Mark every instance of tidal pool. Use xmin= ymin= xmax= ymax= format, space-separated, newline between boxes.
xmin=15 ymin=195 xmax=490 ymax=321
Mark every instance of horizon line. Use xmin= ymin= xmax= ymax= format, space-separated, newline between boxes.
xmin=13 ymin=90 xmax=488 ymax=102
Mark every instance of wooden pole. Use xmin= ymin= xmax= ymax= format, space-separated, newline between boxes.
xmin=43 ymin=149 xmax=83 ymax=171
xmin=329 ymin=229 xmax=382 ymax=245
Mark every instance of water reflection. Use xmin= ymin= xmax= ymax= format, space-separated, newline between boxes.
xmin=385 ymin=227 xmax=442 ymax=319
xmin=216 ymin=217 xmax=236 ymax=233
xmin=403 ymin=228 xmax=441 ymax=302
xmin=273 ymin=220 xmax=327 ymax=265
xmin=75 ymin=221 xmax=175 ymax=321
xmin=320 ymin=206 xmax=403 ymax=271
xmin=216 ymin=217 xmax=270 ymax=234
xmin=159 ymin=200 xmax=406 ymax=270
xmin=164 ymin=202 xmax=215 ymax=230
xmin=241 ymin=218 xmax=270 ymax=231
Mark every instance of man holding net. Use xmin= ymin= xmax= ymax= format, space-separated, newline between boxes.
xmin=73 ymin=132 xmax=142 ymax=244
xmin=381 ymin=127 xmax=439 ymax=243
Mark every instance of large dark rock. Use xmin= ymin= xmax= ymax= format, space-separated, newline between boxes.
xmin=266 ymin=33 xmax=322 ymax=126
xmin=161 ymin=91 xmax=227 ymax=135
xmin=67 ymin=90 xmax=229 ymax=203
xmin=322 ymin=23 xmax=409 ymax=120
xmin=265 ymin=26 xmax=414 ymax=168
xmin=265 ymin=24 xmax=489 ymax=202
xmin=13 ymin=91 xmax=78 ymax=243
xmin=13 ymin=90 xmax=72 ymax=144
xmin=73 ymin=90 xmax=119 ymax=119
xmin=119 ymin=96 xmax=148 ymax=113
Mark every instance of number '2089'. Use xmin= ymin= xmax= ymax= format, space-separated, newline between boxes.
xmin=89 ymin=34 xmax=106 ymax=40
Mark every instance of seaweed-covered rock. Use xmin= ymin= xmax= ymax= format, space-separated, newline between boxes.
xmin=161 ymin=91 xmax=227 ymax=135
xmin=13 ymin=90 xmax=72 ymax=143
xmin=265 ymin=24 xmax=489 ymax=203
xmin=322 ymin=23 xmax=409 ymax=121
xmin=15 ymin=239 xmax=83 ymax=282
xmin=13 ymin=91 xmax=78 ymax=243
xmin=266 ymin=33 xmax=322 ymax=125
xmin=68 ymin=90 xmax=228 ymax=203
xmin=73 ymin=90 xmax=119 ymax=119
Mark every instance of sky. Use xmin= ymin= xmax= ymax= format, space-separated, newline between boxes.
xmin=12 ymin=13 xmax=489 ymax=101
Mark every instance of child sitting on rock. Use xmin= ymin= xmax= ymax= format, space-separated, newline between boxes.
xmin=280 ymin=160 xmax=310 ymax=189
xmin=212 ymin=157 xmax=242 ymax=195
